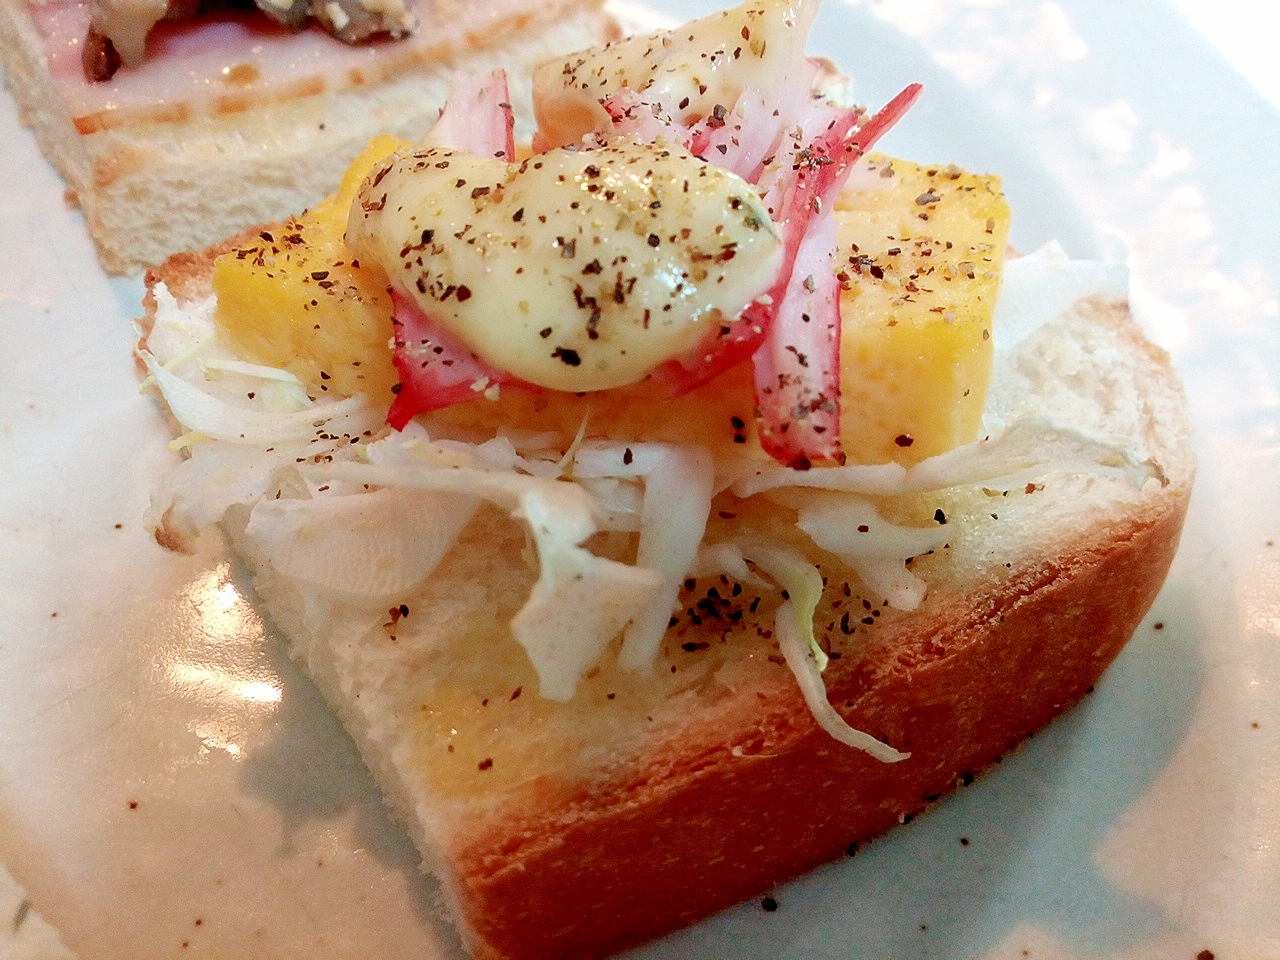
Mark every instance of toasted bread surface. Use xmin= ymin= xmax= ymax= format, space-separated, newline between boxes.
xmin=449 ymin=474 xmax=1187 ymax=960
xmin=140 ymin=228 xmax=1193 ymax=960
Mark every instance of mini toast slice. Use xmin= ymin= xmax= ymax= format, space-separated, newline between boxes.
xmin=139 ymin=234 xmax=1193 ymax=959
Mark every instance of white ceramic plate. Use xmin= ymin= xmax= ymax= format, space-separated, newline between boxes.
xmin=2 ymin=1 xmax=1278 ymax=958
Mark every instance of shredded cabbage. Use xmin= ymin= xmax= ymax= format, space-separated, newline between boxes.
xmin=145 ymin=440 xmax=313 ymax=544
xmin=510 ymin=484 xmax=664 ymax=700
xmin=317 ymin=456 xmax=666 ymax=698
xmin=141 ymin=350 xmax=378 ymax=446
xmin=790 ymin=492 xmax=949 ymax=610
xmin=688 ymin=542 xmax=761 ymax=585
xmin=733 ymin=417 xmax=1155 ymax=500
xmin=244 ymin=488 xmax=481 ymax=601
xmin=139 ymin=247 xmax=1145 ymax=757
xmin=573 ymin=442 xmax=715 ymax=670
xmin=736 ymin=538 xmax=909 ymax=762
xmin=200 ymin=357 xmax=305 ymax=384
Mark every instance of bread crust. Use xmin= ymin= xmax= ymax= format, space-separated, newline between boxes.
xmin=451 ymin=485 xmax=1188 ymax=960
xmin=141 ymin=236 xmax=1193 ymax=960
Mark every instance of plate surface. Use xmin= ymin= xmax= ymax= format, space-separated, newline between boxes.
xmin=2 ymin=1 xmax=1278 ymax=958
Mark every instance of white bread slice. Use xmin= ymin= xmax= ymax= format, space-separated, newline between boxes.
xmin=0 ymin=0 xmax=617 ymax=273
xmin=137 ymin=235 xmax=1193 ymax=960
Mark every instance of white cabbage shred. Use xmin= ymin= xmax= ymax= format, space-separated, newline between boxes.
xmin=139 ymin=250 xmax=1140 ymax=758
xmin=737 ymin=538 xmax=909 ymax=763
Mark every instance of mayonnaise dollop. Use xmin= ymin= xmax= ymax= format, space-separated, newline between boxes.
xmin=347 ymin=140 xmax=782 ymax=392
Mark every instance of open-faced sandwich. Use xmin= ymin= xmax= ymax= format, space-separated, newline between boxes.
xmin=0 ymin=0 xmax=617 ymax=272
xmin=134 ymin=0 xmax=1194 ymax=957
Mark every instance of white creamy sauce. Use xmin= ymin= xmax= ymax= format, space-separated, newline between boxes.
xmin=347 ymin=140 xmax=782 ymax=391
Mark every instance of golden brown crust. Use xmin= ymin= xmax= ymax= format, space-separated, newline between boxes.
xmin=442 ymin=480 xmax=1189 ymax=960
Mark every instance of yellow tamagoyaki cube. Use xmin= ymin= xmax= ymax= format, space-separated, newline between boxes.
xmin=211 ymin=135 xmax=407 ymax=401
xmin=209 ymin=138 xmax=1009 ymax=471
xmin=834 ymin=154 xmax=1010 ymax=466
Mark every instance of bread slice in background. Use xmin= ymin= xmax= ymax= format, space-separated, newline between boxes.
xmin=0 ymin=0 xmax=617 ymax=273
xmin=137 ymin=226 xmax=1193 ymax=960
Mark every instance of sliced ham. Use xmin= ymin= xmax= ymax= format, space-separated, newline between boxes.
xmin=27 ymin=0 xmax=584 ymax=133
